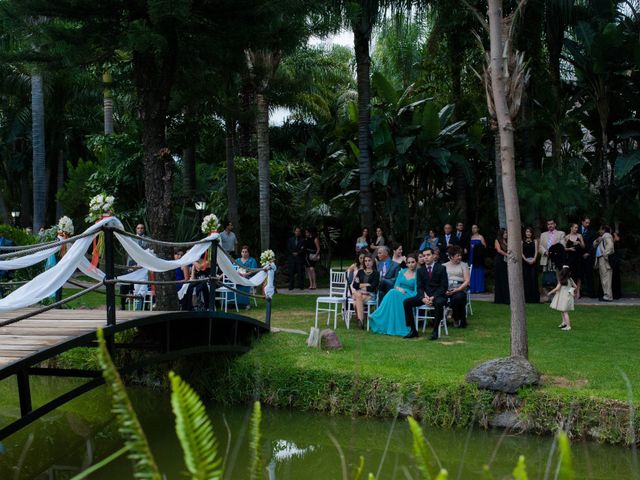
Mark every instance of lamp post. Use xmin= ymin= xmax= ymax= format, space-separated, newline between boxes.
xmin=10 ymin=211 xmax=20 ymax=228
xmin=194 ymin=201 xmax=206 ymax=225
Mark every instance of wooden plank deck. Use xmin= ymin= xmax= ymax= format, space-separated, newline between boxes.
xmin=0 ymin=309 xmax=158 ymax=369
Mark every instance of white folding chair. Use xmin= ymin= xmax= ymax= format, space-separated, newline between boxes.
xmin=414 ymin=305 xmax=436 ymax=333
xmin=315 ymin=270 xmax=347 ymax=329
xmin=343 ymin=292 xmax=378 ymax=330
xmin=215 ymin=275 xmax=239 ymax=313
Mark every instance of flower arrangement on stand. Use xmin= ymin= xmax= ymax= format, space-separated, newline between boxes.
xmin=86 ymin=193 xmax=115 ymax=222
xmin=57 ymin=216 xmax=74 ymax=257
xmin=86 ymin=193 xmax=116 ymax=267
xmin=201 ymin=213 xmax=220 ymax=234
xmin=260 ymin=249 xmax=276 ymax=267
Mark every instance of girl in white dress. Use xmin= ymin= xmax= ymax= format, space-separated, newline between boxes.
xmin=549 ymin=266 xmax=577 ymax=331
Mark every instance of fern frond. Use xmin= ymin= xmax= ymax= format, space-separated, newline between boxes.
xmin=557 ymin=432 xmax=575 ymax=480
xmin=512 ymin=455 xmax=528 ymax=480
xmin=96 ymin=329 xmax=161 ymax=480
xmin=169 ymin=371 xmax=222 ymax=480
xmin=352 ymin=456 xmax=365 ymax=480
xmin=407 ymin=416 xmax=432 ymax=480
xmin=248 ymin=401 xmax=263 ymax=480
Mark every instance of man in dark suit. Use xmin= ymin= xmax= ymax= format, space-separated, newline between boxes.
xmin=579 ymin=216 xmax=595 ymax=297
xmin=451 ymin=222 xmax=470 ymax=260
xmin=377 ymin=245 xmax=401 ymax=300
xmin=438 ymin=224 xmax=454 ymax=262
xmin=287 ymin=227 xmax=306 ymax=290
xmin=403 ymin=247 xmax=449 ymax=340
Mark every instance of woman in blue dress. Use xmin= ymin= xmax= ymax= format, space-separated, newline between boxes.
xmin=368 ymin=253 xmax=418 ymax=336
xmin=469 ymin=224 xmax=486 ymax=293
xmin=236 ymin=245 xmax=258 ymax=309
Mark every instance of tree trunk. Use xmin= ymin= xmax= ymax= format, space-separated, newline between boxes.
xmin=182 ymin=145 xmax=196 ymax=196
xmin=353 ymin=26 xmax=374 ymax=229
xmin=133 ymin=43 xmax=178 ymax=311
xmin=488 ymin=0 xmax=528 ymax=359
xmin=494 ymin=132 xmax=507 ymax=229
xmin=103 ymin=71 xmax=114 ymax=135
xmin=55 ymin=149 xmax=64 ymax=219
xmin=31 ymin=73 xmax=46 ymax=232
xmin=0 ymin=192 xmax=9 ymax=224
xmin=225 ymin=118 xmax=240 ymax=233
xmin=255 ymin=92 xmax=270 ymax=250
xmin=239 ymin=74 xmax=255 ymax=157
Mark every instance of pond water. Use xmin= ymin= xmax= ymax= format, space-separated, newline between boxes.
xmin=0 ymin=378 xmax=638 ymax=479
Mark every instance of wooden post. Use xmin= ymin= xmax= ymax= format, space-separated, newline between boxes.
xmin=103 ymin=227 xmax=116 ymax=352
xmin=265 ymin=296 xmax=272 ymax=330
xmin=209 ymin=238 xmax=218 ymax=311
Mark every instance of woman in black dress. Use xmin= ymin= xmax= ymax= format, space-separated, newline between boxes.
xmin=565 ymin=223 xmax=585 ymax=298
xmin=304 ymin=227 xmax=321 ymax=290
xmin=521 ymin=227 xmax=540 ymax=303
xmin=493 ymin=228 xmax=510 ymax=304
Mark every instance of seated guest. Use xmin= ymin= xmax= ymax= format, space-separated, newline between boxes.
xmin=419 ymin=227 xmax=440 ymax=252
xmin=443 ymin=246 xmax=470 ymax=328
xmin=403 ymin=247 xmax=448 ymax=340
xmin=417 ymin=251 xmax=425 ymax=267
xmin=174 ymin=249 xmax=191 ymax=309
xmin=350 ymin=254 xmax=380 ymax=329
xmin=183 ymin=256 xmax=211 ymax=311
xmin=368 ymin=253 xmax=418 ymax=336
xmin=390 ymin=241 xmax=406 ymax=266
xmin=346 ymin=250 xmax=367 ymax=286
xmin=236 ymin=245 xmax=258 ymax=309
xmin=355 ymin=227 xmax=370 ymax=253
xmin=377 ymin=245 xmax=401 ymax=299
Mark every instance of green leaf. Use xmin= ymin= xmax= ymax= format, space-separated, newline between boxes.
xmin=435 ymin=469 xmax=448 ymax=480
xmin=71 ymin=446 xmax=130 ymax=480
xmin=421 ymin=103 xmax=440 ymax=142
xmin=512 ymin=455 xmax=528 ymax=480
xmin=169 ymin=372 xmax=222 ymax=480
xmin=347 ymin=101 xmax=358 ymax=124
xmin=95 ymin=329 xmax=162 ymax=480
xmin=396 ymin=136 xmax=415 ymax=154
xmin=557 ymin=432 xmax=575 ymax=480
xmin=248 ymin=401 xmax=263 ymax=480
xmin=439 ymin=121 xmax=466 ymax=137
xmin=347 ymin=140 xmax=360 ymax=160
xmin=352 ymin=456 xmax=365 ymax=480
xmin=615 ymin=150 xmax=640 ymax=178
xmin=428 ymin=148 xmax=451 ymax=174
xmin=438 ymin=104 xmax=454 ymax=128
xmin=407 ymin=416 xmax=432 ymax=480
xmin=372 ymin=71 xmax=399 ymax=105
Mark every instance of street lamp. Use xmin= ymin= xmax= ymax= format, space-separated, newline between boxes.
xmin=194 ymin=201 xmax=206 ymax=225
xmin=10 ymin=211 xmax=20 ymax=227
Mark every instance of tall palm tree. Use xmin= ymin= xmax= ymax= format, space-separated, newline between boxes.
xmin=245 ymin=49 xmax=282 ymax=250
xmin=31 ymin=71 xmax=46 ymax=232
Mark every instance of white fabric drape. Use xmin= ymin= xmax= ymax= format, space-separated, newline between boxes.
xmin=0 ymin=216 xmax=275 ymax=312
xmin=0 ymin=244 xmax=61 ymax=270
xmin=0 ymin=217 xmax=122 ymax=312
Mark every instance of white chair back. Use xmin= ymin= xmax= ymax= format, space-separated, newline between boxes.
xmin=329 ymin=269 xmax=347 ymax=297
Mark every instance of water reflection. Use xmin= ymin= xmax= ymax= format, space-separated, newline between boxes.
xmin=0 ymin=380 xmax=638 ymax=479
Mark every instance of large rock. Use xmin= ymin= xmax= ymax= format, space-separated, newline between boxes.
xmin=466 ymin=357 xmax=540 ymax=393
xmin=320 ymin=329 xmax=342 ymax=350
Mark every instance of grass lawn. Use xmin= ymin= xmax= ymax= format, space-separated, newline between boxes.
xmin=242 ymin=294 xmax=640 ymax=403
xmin=55 ymin=288 xmax=639 ymax=402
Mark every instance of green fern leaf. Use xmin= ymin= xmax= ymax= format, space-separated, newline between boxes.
xmin=557 ymin=432 xmax=575 ymax=480
xmin=169 ymin=371 xmax=222 ymax=480
xmin=407 ymin=416 xmax=432 ymax=480
xmin=512 ymin=455 xmax=528 ymax=480
xmin=95 ymin=329 xmax=161 ymax=480
xmin=248 ymin=401 xmax=263 ymax=480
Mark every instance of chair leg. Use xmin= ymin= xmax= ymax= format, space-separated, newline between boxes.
xmin=315 ymin=302 xmax=320 ymax=328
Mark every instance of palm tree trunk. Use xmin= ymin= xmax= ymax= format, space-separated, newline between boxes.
xmin=256 ymin=92 xmax=270 ymax=250
xmin=225 ymin=118 xmax=240 ymax=233
xmin=103 ymin=71 xmax=114 ymax=135
xmin=489 ymin=0 xmax=528 ymax=359
xmin=353 ymin=26 xmax=374 ymax=229
xmin=0 ymin=192 xmax=9 ymax=225
xmin=31 ymin=73 xmax=46 ymax=232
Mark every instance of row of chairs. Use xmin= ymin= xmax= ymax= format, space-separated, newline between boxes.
xmin=314 ymin=269 xmax=472 ymax=336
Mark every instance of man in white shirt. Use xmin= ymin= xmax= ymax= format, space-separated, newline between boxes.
xmin=219 ymin=221 xmax=238 ymax=258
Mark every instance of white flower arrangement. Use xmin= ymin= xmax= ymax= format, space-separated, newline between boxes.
xmin=57 ymin=216 xmax=74 ymax=235
xmin=87 ymin=193 xmax=115 ymax=221
xmin=260 ymin=249 xmax=276 ymax=267
xmin=201 ymin=213 xmax=220 ymax=234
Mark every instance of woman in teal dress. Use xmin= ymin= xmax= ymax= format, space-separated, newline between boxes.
xmin=368 ymin=253 xmax=418 ymax=336
xmin=236 ymin=245 xmax=258 ymax=309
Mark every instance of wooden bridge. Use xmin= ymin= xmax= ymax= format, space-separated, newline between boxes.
xmin=0 ymin=228 xmax=271 ymax=440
